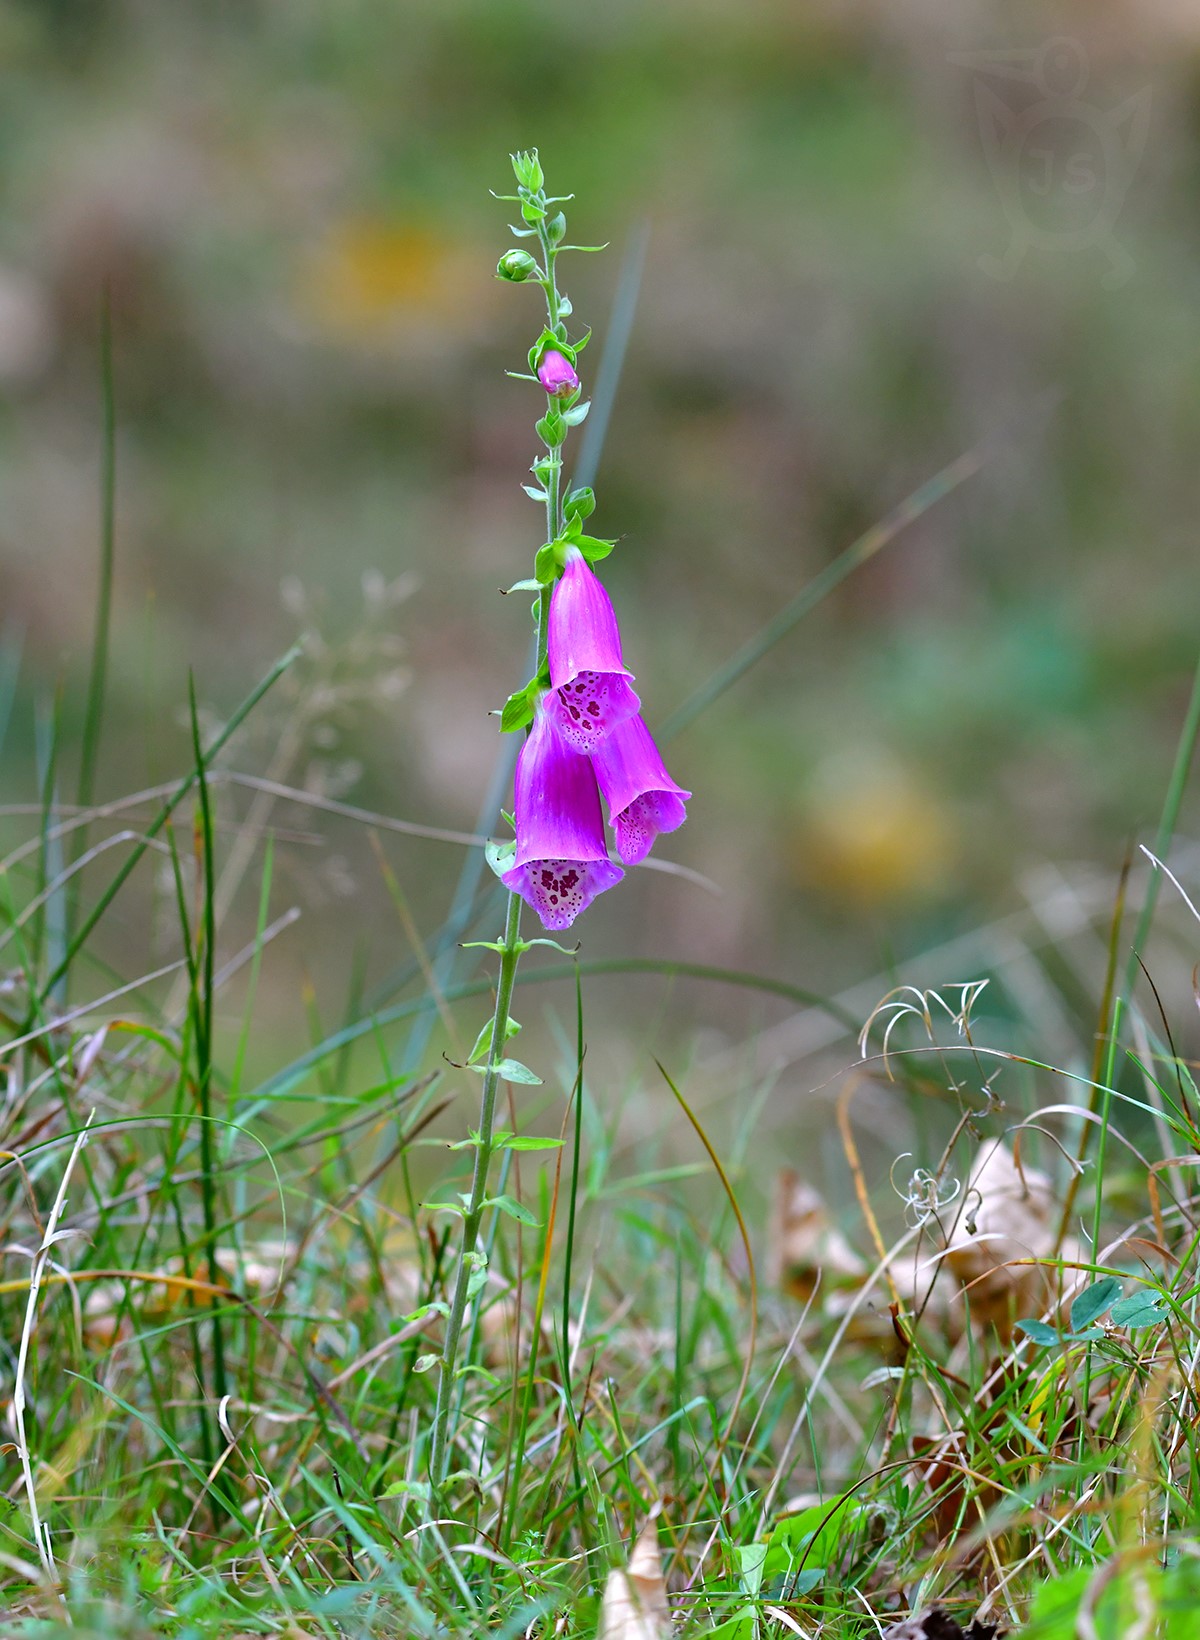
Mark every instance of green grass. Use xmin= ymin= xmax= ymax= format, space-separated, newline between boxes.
xmin=2 ymin=154 xmax=1199 ymax=1633
xmin=2 ymin=610 xmax=1200 ymax=1639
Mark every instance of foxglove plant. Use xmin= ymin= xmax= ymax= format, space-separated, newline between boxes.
xmin=429 ymin=150 xmax=688 ymax=1488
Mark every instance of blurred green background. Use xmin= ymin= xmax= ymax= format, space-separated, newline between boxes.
xmin=2 ymin=0 xmax=1199 ymax=1082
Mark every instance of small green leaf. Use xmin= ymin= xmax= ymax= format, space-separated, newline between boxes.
xmin=413 ymin=1353 xmax=441 ymax=1374
xmin=521 ymin=484 xmax=548 ymax=502
xmin=736 ymin=1542 xmax=767 ymax=1598
xmin=564 ymin=486 xmax=595 ymax=521
xmin=561 ymin=400 xmax=590 ymax=427
xmin=423 ymin=1200 xmax=467 ymax=1218
xmin=505 ymin=578 xmax=541 ymax=594
xmin=1018 ymin=1319 xmax=1060 ymax=1347
xmin=467 ymin=1017 xmax=520 ymax=1066
xmin=465 ymin=1250 xmax=489 ymax=1300
xmin=500 ymin=688 xmax=535 ymax=735
xmin=1110 ymin=1290 xmax=1167 ymax=1328
xmin=574 ymin=533 xmax=615 ymax=562
xmin=535 ymin=411 xmax=565 ymax=448
xmin=1069 ymin=1276 xmax=1122 ymax=1334
xmin=789 ymin=1569 xmax=824 ymax=1595
xmin=534 ymin=543 xmax=560 ymax=585
xmin=484 ymin=837 xmax=517 ymax=881
xmin=499 ymin=1135 xmax=564 ymax=1152
xmin=382 ymin=1479 xmax=432 ymax=1502
xmin=492 ymin=1057 xmax=542 ymax=1085
xmin=529 ymin=328 xmax=571 ymax=370
xmin=484 ymin=1194 xmax=540 ymax=1226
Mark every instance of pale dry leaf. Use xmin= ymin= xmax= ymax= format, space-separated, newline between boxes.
xmin=769 ymin=1169 xmax=867 ymax=1299
xmin=599 ymin=1514 xmax=669 ymax=1640
xmin=943 ymin=1142 xmax=1080 ymax=1339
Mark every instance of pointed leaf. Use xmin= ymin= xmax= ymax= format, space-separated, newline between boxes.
xmin=535 ymin=543 xmax=560 ymax=585
xmin=500 ymin=689 xmax=535 ymax=735
xmin=1110 ymin=1290 xmax=1167 ymax=1328
xmin=1069 ymin=1275 xmax=1122 ymax=1334
xmin=578 ymin=539 xmax=613 ymax=562
xmin=467 ymin=1017 xmax=520 ymax=1066
xmin=483 ymin=1194 xmax=540 ymax=1226
xmin=485 ymin=837 xmax=517 ymax=880
xmin=1018 ymin=1319 xmax=1060 ymax=1347
xmin=492 ymin=1057 xmax=542 ymax=1084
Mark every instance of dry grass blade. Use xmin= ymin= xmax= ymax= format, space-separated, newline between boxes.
xmin=14 ymin=1111 xmax=94 ymax=1601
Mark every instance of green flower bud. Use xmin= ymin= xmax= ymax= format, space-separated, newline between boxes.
xmin=546 ymin=212 xmax=567 ymax=244
xmin=496 ymin=249 xmax=539 ymax=282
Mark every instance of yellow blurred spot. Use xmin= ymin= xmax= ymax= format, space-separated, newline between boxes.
xmin=796 ymin=749 xmax=956 ymax=905
xmin=296 ymin=218 xmax=477 ymax=339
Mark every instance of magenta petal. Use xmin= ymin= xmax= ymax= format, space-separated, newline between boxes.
xmin=537 ymin=350 xmax=580 ymax=397
xmin=547 ymin=549 xmax=640 ymax=753
xmin=501 ymin=706 xmax=623 ymax=929
xmin=592 ymin=714 xmax=691 ymax=866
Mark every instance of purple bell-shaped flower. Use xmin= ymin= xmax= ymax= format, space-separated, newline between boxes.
xmin=547 ymin=548 xmax=640 ymax=754
xmin=501 ymin=701 xmax=624 ymax=930
xmin=592 ymin=714 xmax=690 ymax=865
xmin=537 ymin=350 xmax=580 ymax=397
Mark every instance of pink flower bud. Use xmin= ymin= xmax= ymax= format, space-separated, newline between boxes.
xmin=537 ymin=350 xmax=579 ymax=398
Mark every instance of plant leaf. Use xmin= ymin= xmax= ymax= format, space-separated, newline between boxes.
xmin=1110 ymin=1290 xmax=1167 ymax=1328
xmin=495 ymin=1056 xmax=541 ymax=1083
xmin=484 ymin=837 xmax=517 ymax=880
xmin=483 ymin=1194 xmax=540 ymax=1226
xmin=1069 ymin=1275 xmax=1122 ymax=1334
xmin=1018 ymin=1319 xmax=1060 ymax=1347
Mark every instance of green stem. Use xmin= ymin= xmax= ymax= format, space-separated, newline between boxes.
xmin=428 ymin=162 xmax=576 ymax=1491
xmin=430 ymin=887 xmax=524 ymax=1486
xmin=535 ymin=218 xmax=565 ymax=676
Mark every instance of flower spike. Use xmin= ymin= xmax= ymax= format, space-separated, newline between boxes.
xmin=501 ymin=701 xmax=623 ymax=930
xmin=546 ymin=547 xmax=640 ymax=753
xmin=593 ymin=714 xmax=691 ymax=865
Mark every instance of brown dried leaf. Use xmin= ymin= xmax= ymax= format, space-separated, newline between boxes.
xmin=880 ymin=1609 xmax=1001 ymax=1639
xmin=769 ymin=1169 xmax=867 ymax=1299
xmin=598 ymin=1515 xmax=669 ymax=1640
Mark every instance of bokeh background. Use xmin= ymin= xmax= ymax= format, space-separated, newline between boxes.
xmin=3 ymin=0 xmax=1200 ymax=1130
